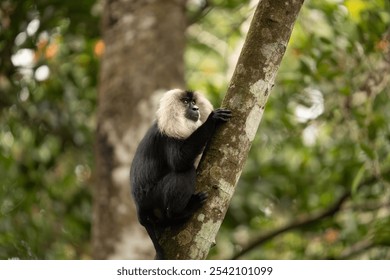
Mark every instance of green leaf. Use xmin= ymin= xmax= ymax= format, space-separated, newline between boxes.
xmin=360 ymin=143 xmax=375 ymax=160
xmin=351 ymin=164 xmax=365 ymax=195
xmin=373 ymin=218 xmax=390 ymax=246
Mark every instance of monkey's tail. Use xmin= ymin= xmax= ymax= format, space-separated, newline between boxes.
xmin=138 ymin=213 xmax=165 ymax=260
xmin=143 ymin=222 xmax=165 ymax=259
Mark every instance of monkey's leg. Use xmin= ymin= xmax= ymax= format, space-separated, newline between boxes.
xmin=161 ymin=169 xmax=206 ymax=224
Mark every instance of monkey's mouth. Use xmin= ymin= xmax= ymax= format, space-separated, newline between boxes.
xmin=186 ymin=110 xmax=200 ymax=122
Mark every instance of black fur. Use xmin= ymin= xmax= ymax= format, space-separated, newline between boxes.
xmin=130 ymin=105 xmax=231 ymax=259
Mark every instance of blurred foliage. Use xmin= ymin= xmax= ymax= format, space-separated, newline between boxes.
xmin=0 ymin=0 xmax=99 ymax=259
xmin=1 ymin=0 xmax=390 ymax=259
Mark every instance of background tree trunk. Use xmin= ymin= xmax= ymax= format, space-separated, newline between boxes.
xmin=160 ymin=0 xmax=305 ymax=259
xmin=93 ymin=0 xmax=187 ymax=259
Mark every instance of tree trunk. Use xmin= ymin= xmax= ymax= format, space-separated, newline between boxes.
xmin=93 ymin=0 xmax=187 ymax=259
xmin=160 ymin=0 xmax=305 ymax=259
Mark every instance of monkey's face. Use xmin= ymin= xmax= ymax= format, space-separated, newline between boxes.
xmin=181 ymin=97 xmax=200 ymax=122
xmin=156 ymin=89 xmax=213 ymax=139
xmin=179 ymin=91 xmax=200 ymax=122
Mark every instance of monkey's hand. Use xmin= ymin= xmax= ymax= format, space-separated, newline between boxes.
xmin=184 ymin=192 xmax=208 ymax=214
xmin=193 ymin=192 xmax=208 ymax=204
xmin=211 ymin=108 xmax=232 ymax=123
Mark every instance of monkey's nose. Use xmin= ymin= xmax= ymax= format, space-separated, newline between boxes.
xmin=192 ymin=105 xmax=199 ymax=111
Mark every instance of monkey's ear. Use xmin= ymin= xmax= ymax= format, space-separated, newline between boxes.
xmin=195 ymin=91 xmax=213 ymax=123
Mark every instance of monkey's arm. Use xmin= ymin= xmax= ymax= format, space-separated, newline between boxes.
xmin=167 ymin=109 xmax=231 ymax=171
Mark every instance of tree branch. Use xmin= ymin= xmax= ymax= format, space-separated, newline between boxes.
xmin=232 ymin=191 xmax=350 ymax=259
xmin=338 ymin=239 xmax=375 ymax=259
xmin=187 ymin=0 xmax=212 ymax=26
xmin=232 ymin=171 xmax=383 ymax=259
xmin=160 ymin=0 xmax=305 ymax=259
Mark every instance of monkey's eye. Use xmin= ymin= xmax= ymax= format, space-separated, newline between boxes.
xmin=183 ymin=99 xmax=189 ymax=104
xmin=191 ymin=100 xmax=196 ymax=105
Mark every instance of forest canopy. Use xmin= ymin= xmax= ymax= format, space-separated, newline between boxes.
xmin=1 ymin=0 xmax=389 ymax=259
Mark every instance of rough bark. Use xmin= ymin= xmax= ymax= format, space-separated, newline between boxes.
xmin=93 ymin=0 xmax=186 ymax=259
xmin=161 ymin=0 xmax=305 ymax=259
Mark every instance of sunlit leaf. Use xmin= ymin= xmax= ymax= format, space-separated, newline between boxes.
xmin=345 ymin=0 xmax=367 ymax=21
xmin=351 ymin=164 xmax=365 ymax=195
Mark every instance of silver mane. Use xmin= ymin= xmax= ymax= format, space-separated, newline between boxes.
xmin=156 ymin=89 xmax=213 ymax=139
